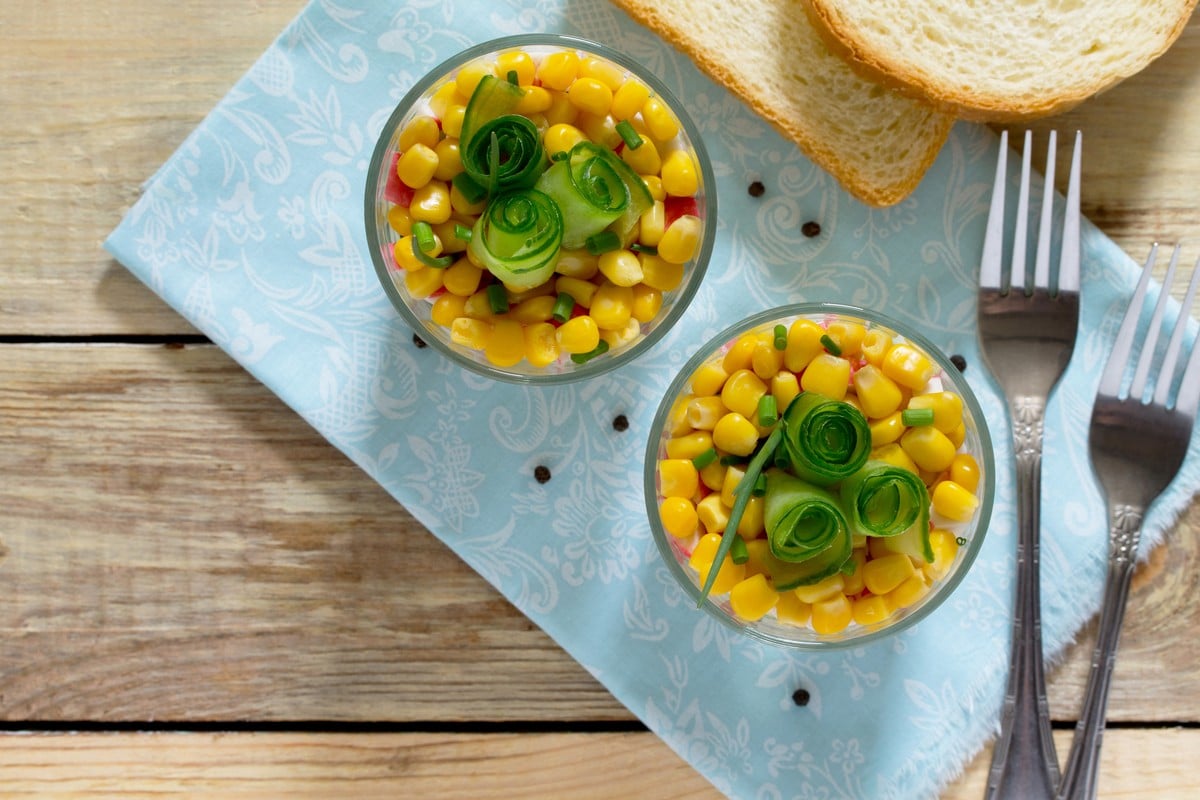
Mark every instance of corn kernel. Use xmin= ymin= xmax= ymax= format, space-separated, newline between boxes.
xmin=640 ymin=253 xmax=684 ymax=291
xmin=811 ymin=593 xmax=853 ymax=634
xmin=712 ymin=412 xmax=759 ymax=457
xmin=441 ymin=104 xmax=467 ymax=138
xmin=611 ymin=78 xmax=651 ymax=119
xmin=721 ymin=334 xmax=758 ymax=374
xmin=776 ymin=591 xmax=812 ymax=625
xmin=698 ymin=555 xmax=746 ymax=596
xmin=542 ymin=90 xmax=579 ymax=126
xmin=863 ymin=553 xmax=916 ymax=595
xmin=794 ymin=573 xmax=846 ymax=604
xmin=513 ymin=85 xmax=552 ymax=115
xmin=387 ymin=204 xmax=413 ymax=237
xmin=637 ymin=201 xmax=667 ymax=248
xmin=882 ymin=343 xmax=936 ymax=391
xmin=442 ymin=258 xmax=483 ymax=297
xmin=579 ymin=55 xmax=624 ymax=89
xmin=450 ymin=181 xmax=487 ymax=216
xmin=642 ymin=173 xmax=665 ymax=201
xmin=869 ymin=411 xmax=906 ymax=447
xmin=841 ymin=549 xmax=868 ymax=595
xmin=719 ymin=464 xmax=746 ymax=508
xmin=398 ymin=115 xmax=441 ymax=152
xmin=555 ymin=275 xmax=598 ymax=308
xmin=697 ymin=493 xmax=730 ymax=534
xmin=699 ymin=459 xmax=725 ymax=492
xmin=867 ymin=535 xmax=894 ymax=560
xmin=622 ymin=135 xmax=662 ymax=175
xmin=566 ymin=77 xmax=613 ymax=116
xmin=659 ymin=458 xmax=699 ymax=499
xmin=409 ymin=180 xmax=452 ymax=224
xmin=771 ymin=372 xmax=800 ymax=413
xmin=537 ymin=50 xmax=580 ymax=91
xmin=861 ymin=329 xmax=892 ymax=366
xmin=871 ymin=443 xmax=919 ymax=474
xmin=947 ymin=422 xmax=967 ymax=449
xmin=631 ymin=283 xmax=662 ymax=323
xmin=900 ymin=426 xmax=956 ymax=472
xmin=950 ymin=453 xmax=980 ymax=493
xmin=924 ymin=528 xmax=960 ymax=580
xmin=665 ymin=431 xmax=714 ymax=461
xmin=463 ymin=288 xmax=497 ymax=320
xmin=597 ymin=318 xmax=640 ymax=351
xmin=481 ymin=318 xmax=523 ymax=367
xmin=751 ymin=338 xmax=785 ymax=381
xmin=496 ymin=50 xmax=536 ymax=85
xmin=589 ymin=282 xmax=634 ymax=330
xmin=657 ymin=215 xmax=701 ymax=264
xmin=510 ymin=294 xmax=557 ymax=324
xmin=932 ymin=480 xmax=979 ymax=522
xmin=825 ymin=320 xmax=866 ymax=357
xmin=737 ymin=495 xmax=765 ymax=540
xmin=853 ymin=365 xmax=903 ymax=419
xmin=785 ymin=319 xmax=826 ymax=372
xmin=742 ymin=538 xmax=771 ymax=577
xmin=689 ymin=532 xmax=722 ymax=570
xmin=888 ymin=574 xmax=929 ymax=609
xmin=555 ymin=315 xmax=600 ymax=354
xmin=690 ymin=361 xmax=728 ymax=397
xmin=721 ymin=369 xmax=769 ymax=420
xmin=642 ymin=96 xmax=679 ymax=140
xmin=523 ymin=321 xmax=560 ymax=368
xmin=396 ymin=143 xmax=439 ymax=189
xmin=404 ymin=264 xmax=444 ymax=298
xmin=431 ymin=293 xmax=467 ymax=327
xmin=393 ymin=234 xmax=438 ymax=272
xmin=661 ymin=149 xmax=698 ymax=196
xmin=428 ymin=80 xmax=464 ymax=119
xmin=543 ymin=123 xmax=586 ymax=157
xmin=554 ymin=249 xmax=599 ymax=279
xmin=852 ymin=594 xmax=891 ymax=626
xmin=908 ymin=391 xmax=964 ymax=433
xmin=800 ymin=353 xmax=851 ymax=400
xmin=667 ymin=394 xmax=693 ymax=437
xmin=597 ymin=249 xmax=644 ymax=287
xmin=455 ymin=59 xmax=496 ymax=98
xmin=730 ymin=573 xmax=780 ymax=621
xmin=432 ymin=219 xmax=469 ymax=254
xmin=449 ymin=316 xmax=490 ymax=349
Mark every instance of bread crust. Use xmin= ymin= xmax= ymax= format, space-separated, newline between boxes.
xmin=609 ymin=0 xmax=954 ymax=206
xmin=802 ymin=0 xmax=1199 ymax=122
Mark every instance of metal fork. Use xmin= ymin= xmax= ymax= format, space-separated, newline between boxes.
xmin=1057 ymin=244 xmax=1200 ymax=800
xmin=978 ymin=129 xmax=1083 ymax=800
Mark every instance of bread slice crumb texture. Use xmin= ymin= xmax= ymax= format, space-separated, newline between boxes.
xmin=803 ymin=0 xmax=1198 ymax=121
xmin=609 ymin=0 xmax=955 ymax=206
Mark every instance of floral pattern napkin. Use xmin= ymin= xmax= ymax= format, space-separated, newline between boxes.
xmin=104 ymin=1 xmax=1200 ymax=797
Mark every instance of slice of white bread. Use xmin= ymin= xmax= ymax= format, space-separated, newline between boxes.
xmin=803 ymin=0 xmax=1198 ymax=121
xmin=609 ymin=0 xmax=956 ymax=206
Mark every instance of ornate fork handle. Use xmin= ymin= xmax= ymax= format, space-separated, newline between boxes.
xmin=986 ymin=396 xmax=1060 ymax=799
xmin=1056 ymin=504 xmax=1144 ymax=800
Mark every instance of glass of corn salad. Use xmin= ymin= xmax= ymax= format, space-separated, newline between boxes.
xmin=645 ymin=304 xmax=996 ymax=649
xmin=365 ymin=35 xmax=715 ymax=383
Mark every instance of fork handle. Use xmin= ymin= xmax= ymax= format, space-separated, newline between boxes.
xmin=1056 ymin=504 xmax=1143 ymax=800
xmin=986 ymin=401 xmax=1060 ymax=799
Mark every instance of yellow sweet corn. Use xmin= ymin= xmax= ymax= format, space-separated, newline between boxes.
xmin=543 ymin=123 xmax=586 ymax=157
xmin=462 ymin=288 xmax=497 ymax=320
xmin=566 ymin=76 xmax=613 ymax=115
xmin=432 ymin=219 xmax=470 ymax=254
xmin=631 ymin=283 xmax=662 ymax=324
xmin=484 ymin=319 xmax=525 ymax=367
xmin=449 ymin=316 xmax=490 ymax=350
xmin=771 ymin=372 xmax=800 ymax=414
xmin=690 ymin=361 xmax=729 ymax=397
xmin=433 ymin=140 xmax=463 ymax=182
xmin=408 ymin=180 xmax=452 ymax=224
xmin=450 ymin=181 xmax=487 ymax=216
xmin=742 ymin=538 xmax=771 ymax=578
xmin=852 ymin=594 xmax=891 ymax=626
xmin=907 ymin=391 xmax=964 ymax=433
xmin=398 ymin=115 xmax=440 ymax=152
xmin=611 ymin=78 xmax=651 ymax=119
xmin=688 ymin=532 xmax=722 ymax=571
xmin=387 ymin=204 xmax=412 ymax=236
xmin=535 ymin=50 xmax=579 ymax=91
xmin=600 ymin=318 xmax=641 ymax=351
xmin=496 ymin=50 xmax=536 ymax=85
xmin=811 ymin=593 xmax=853 ymax=634
xmin=556 ymin=315 xmax=600 ymax=354
xmin=737 ymin=495 xmax=765 ymax=540
xmin=454 ymin=59 xmax=495 ymax=98
xmin=719 ymin=464 xmax=746 ymax=508
xmin=950 ymin=453 xmax=980 ymax=493
xmin=641 ymin=96 xmax=679 ymax=140
xmin=621 ymin=136 xmax=662 ymax=176
xmin=510 ymin=294 xmax=557 ymax=324
xmin=721 ymin=369 xmax=768 ymax=419
xmin=440 ymin=105 xmax=467 ymax=139
xmin=698 ymin=555 xmax=746 ymax=596
xmin=800 ymin=353 xmax=851 ymax=400
xmin=554 ymin=250 xmax=599 ymax=280
xmin=597 ymin=250 xmax=644 ymax=287
xmin=396 ymin=143 xmax=439 ymax=189
xmin=887 ymin=574 xmax=929 ymax=610
xmin=442 ymin=258 xmax=483 ymax=297
xmin=751 ymin=338 xmax=785 ymax=381
xmin=793 ymin=573 xmax=845 ymax=604
xmin=841 ymin=549 xmax=868 ymax=595
xmin=869 ymin=411 xmax=906 ymax=447
xmin=657 ymin=215 xmax=702 ymax=264
xmin=428 ymin=80 xmax=463 ymax=119
xmin=661 ymin=149 xmax=698 ymax=196
xmin=924 ymin=528 xmax=959 ymax=580
xmin=639 ymin=253 xmax=683 ymax=291
xmin=696 ymin=493 xmax=731 ymax=534
xmin=862 ymin=553 xmax=916 ymax=595
xmin=900 ymin=426 xmax=956 ymax=473
xmin=730 ymin=573 xmax=780 ymax=621
xmin=825 ymin=320 xmax=866 ymax=357
xmin=665 ymin=431 xmax=714 ymax=461
xmin=638 ymin=201 xmax=667 ymax=248
xmin=513 ymin=85 xmax=552 ymax=115
xmin=555 ymin=276 xmax=598 ymax=308
xmin=686 ymin=395 xmax=727 ymax=430
xmin=542 ymin=90 xmax=578 ymax=126
xmin=522 ymin=321 xmax=560 ymax=368
xmin=871 ymin=442 xmax=920 ymax=474
xmin=589 ymin=282 xmax=634 ymax=330
xmin=861 ymin=329 xmax=892 ymax=366
xmin=712 ymin=412 xmax=759 ymax=457
xmin=932 ymin=480 xmax=979 ymax=521
xmin=785 ymin=318 xmax=826 ymax=372
xmin=882 ymin=343 xmax=936 ymax=391
xmin=580 ymin=55 xmax=624 ymax=89
xmin=775 ymin=591 xmax=813 ymax=626
xmin=852 ymin=364 xmax=903 ymax=419
xmin=722 ymin=335 xmax=758 ymax=374
xmin=404 ymin=264 xmax=444 ymax=299
xmin=699 ymin=459 xmax=726 ymax=492
xmin=431 ymin=293 xmax=467 ymax=328
xmin=659 ymin=458 xmax=699 ymax=499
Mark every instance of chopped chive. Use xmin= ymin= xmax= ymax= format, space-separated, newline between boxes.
xmin=719 ymin=454 xmax=747 ymax=467
xmin=486 ymin=131 xmax=501 ymax=196
xmin=570 ymin=339 xmax=610 ymax=364
xmin=454 ymin=223 xmax=473 ymax=242
xmin=902 ymin=407 xmax=935 ymax=426
xmin=585 ymin=230 xmax=622 ymax=255
xmin=774 ymin=443 xmax=791 ymax=469
xmin=730 ymin=534 xmax=749 ymax=565
xmin=615 ymin=119 xmax=643 ymax=150
xmin=757 ymin=394 xmax=778 ymax=428
xmin=409 ymin=222 xmax=453 ymax=268
xmin=630 ymin=243 xmax=658 ymax=255
xmin=551 ymin=292 xmax=575 ymax=323
xmin=691 ymin=447 xmax=718 ymax=470
xmin=752 ymin=473 xmax=767 ymax=496
xmin=413 ymin=221 xmax=437 ymax=253
xmin=773 ymin=324 xmax=788 ymax=351
xmin=486 ymin=283 xmax=509 ymax=315
xmin=550 ymin=150 xmax=569 ymax=162
xmin=506 ymin=69 xmax=519 ymax=85
xmin=452 ymin=171 xmax=487 ymax=204
xmin=819 ymin=333 xmax=842 ymax=356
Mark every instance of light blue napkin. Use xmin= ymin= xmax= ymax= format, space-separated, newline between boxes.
xmin=104 ymin=1 xmax=1200 ymax=797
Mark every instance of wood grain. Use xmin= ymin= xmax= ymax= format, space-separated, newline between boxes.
xmin=0 ymin=729 xmax=1196 ymax=799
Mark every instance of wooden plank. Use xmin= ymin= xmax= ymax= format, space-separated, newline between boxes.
xmin=0 ymin=729 xmax=1196 ymax=798
xmin=2 ymin=343 xmax=1200 ymax=724
xmin=0 ymin=4 xmax=1198 ymax=336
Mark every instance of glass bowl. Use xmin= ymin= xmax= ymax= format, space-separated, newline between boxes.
xmin=364 ymin=34 xmax=716 ymax=384
xmin=644 ymin=303 xmax=995 ymax=649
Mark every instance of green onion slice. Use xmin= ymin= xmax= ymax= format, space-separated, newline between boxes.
xmin=761 ymin=470 xmax=852 ymax=587
xmin=468 ymin=188 xmax=563 ymax=290
xmin=757 ymin=394 xmax=778 ymax=428
xmin=773 ymin=324 xmax=788 ymax=351
xmin=570 ymin=339 xmax=610 ymax=364
xmin=551 ymin=292 xmax=575 ymax=323
xmin=585 ymin=230 xmax=622 ymax=255
xmin=730 ymin=534 xmax=749 ymax=565
xmin=819 ymin=333 xmax=842 ymax=356
xmin=615 ymin=119 xmax=643 ymax=150
xmin=839 ymin=460 xmax=929 ymax=539
xmin=409 ymin=221 xmax=453 ymax=268
xmin=452 ymin=171 xmax=488 ymax=205
xmin=486 ymin=283 xmax=510 ymax=315
xmin=691 ymin=447 xmax=718 ymax=470
xmin=779 ymin=392 xmax=871 ymax=486
xmin=535 ymin=141 xmax=651 ymax=249
xmin=902 ymin=407 xmax=935 ymax=426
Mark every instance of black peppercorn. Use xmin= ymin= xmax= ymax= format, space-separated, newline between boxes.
xmin=412 ymin=333 xmax=428 ymax=349
xmin=801 ymin=221 xmax=821 ymax=238
xmin=791 ymin=688 xmax=811 ymax=707
xmin=612 ymin=414 xmax=629 ymax=432
xmin=534 ymin=465 xmax=552 ymax=484
xmin=950 ymin=354 xmax=967 ymax=372
xmin=747 ymin=180 xmax=765 ymax=197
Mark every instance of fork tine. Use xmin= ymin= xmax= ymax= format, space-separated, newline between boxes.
xmin=980 ymin=130 xmax=1009 ymax=290
xmin=1009 ymin=131 xmax=1033 ymax=294
xmin=1099 ymin=244 xmax=1159 ymax=397
xmin=1032 ymin=130 xmax=1058 ymax=290
xmin=1058 ymin=131 xmax=1083 ymax=294
xmin=1164 ymin=254 xmax=1200 ymax=413
xmin=1130 ymin=244 xmax=1181 ymax=399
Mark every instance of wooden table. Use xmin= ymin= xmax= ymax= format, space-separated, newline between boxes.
xmin=2 ymin=3 xmax=1198 ymax=796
